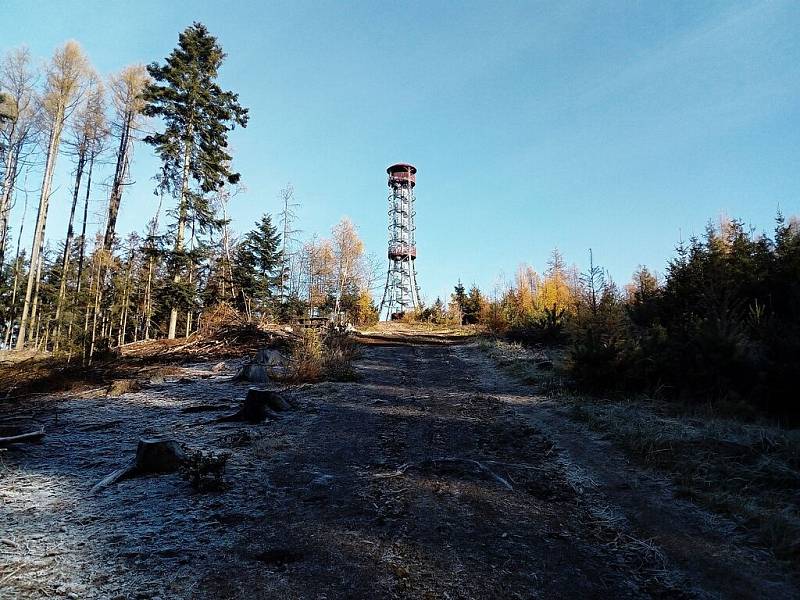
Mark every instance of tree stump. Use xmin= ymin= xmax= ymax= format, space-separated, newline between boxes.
xmin=235 ymin=363 xmax=270 ymax=384
xmin=135 ymin=438 xmax=187 ymax=473
xmin=255 ymin=349 xmax=289 ymax=367
xmin=233 ymin=349 xmax=289 ymax=383
xmin=92 ymin=437 xmax=188 ymax=494
xmin=218 ymin=388 xmax=289 ymax=423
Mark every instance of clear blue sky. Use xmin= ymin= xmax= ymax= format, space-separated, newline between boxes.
xmin=4 ymin=0 xmax=799 ymax=302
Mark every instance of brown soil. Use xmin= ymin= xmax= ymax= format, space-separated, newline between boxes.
xmin=0 ymin=340 xmax=796 ymax=598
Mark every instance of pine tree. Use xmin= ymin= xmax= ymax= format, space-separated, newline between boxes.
xmin=142 ymin=22 xmax=248 ymax=338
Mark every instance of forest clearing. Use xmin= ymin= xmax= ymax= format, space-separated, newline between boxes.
xmin=3 ymin=4 xmax=800 ymax=599
xmin=1 ymin=322 xmax=799 ymax=599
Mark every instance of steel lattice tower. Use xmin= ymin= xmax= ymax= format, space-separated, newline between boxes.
xmin=379 ymin=163 xmax=421 ymax=320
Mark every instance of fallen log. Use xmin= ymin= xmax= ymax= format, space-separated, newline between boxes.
xmin=0 ymin=429 xmax=44 ymax=446
xmin=90 ymin=461 xmax=137 ymax=494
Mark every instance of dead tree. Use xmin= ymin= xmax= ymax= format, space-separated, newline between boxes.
xmin=278 ymin=183 xmax=300 ymax=300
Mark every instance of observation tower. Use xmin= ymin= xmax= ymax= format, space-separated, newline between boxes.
xmin=379 ymin=163 xmax=421 ymax=319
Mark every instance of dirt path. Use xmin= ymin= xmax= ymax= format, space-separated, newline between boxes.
xmin=1 ymin=342 xmax=797 ymax=599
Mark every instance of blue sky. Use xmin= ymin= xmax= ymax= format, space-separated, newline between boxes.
xmin=3 ymin=0 xmax=799 ymax=302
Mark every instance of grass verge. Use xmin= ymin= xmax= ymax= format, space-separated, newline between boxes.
xmin=480 ymin=337 xmax=800 ymax=567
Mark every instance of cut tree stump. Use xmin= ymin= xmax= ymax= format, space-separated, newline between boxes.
xmin=91 ymin=437 xmax=188 ymax=494
xmin=136 ymin=438 xmax=187 ymax=473
xmin=0 ymin=429 xmax=45 ymax=446
xmin=255 ymin=348 xmax=289 ymax=367
xmin=233 ymin=348 xmax=289 ymax=383
xmin=234 ymin=363 xmax=269 ymax=384
xmin=218 ymin=388 xmax=289 ymax=423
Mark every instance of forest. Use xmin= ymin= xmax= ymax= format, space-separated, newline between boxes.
xmin=0 ymin=23 xmax=378 ymax=364
xmin=3 ymin=23 xmax=797 ymax=423
xmin=431 ymin=215 xmax=800 ymax=421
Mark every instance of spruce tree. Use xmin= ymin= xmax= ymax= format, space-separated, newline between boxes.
xmin=142 ymin=22 xmax=248 ymax=338
xmin=232 ymin=214 xmax=281 ymax=314
xmin=464 ymin=285 xmax=484 ymax=324
xmin=452 ymin=280 xmax=467 ymax=312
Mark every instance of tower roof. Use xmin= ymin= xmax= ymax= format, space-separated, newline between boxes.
xmin=387 ymin=163 xmax=417 ymax=175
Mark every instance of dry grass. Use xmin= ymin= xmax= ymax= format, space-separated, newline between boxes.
xmin=478 ymin=337 xmax=567 ymax=395
xmin=0 ymin=318 xmax=290 ymax=403
xmin=481 ymin=336 xmax=800 ymax=566
xmin=359 ymin=320 xmax=477 ymax=335
xmin=277 ymin=328 xmax=360 ymax=383
xmin=569 ymin=399 xmax=800 ymax=564
xmin=0 ymin=353 xmax=105 ymax=400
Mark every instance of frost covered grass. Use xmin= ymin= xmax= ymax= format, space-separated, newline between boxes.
xmin=568 ymin=399 xmax=800 ymax=565
xmin=478 ymin=337 xmax=567 ymax=395
xmin=481 ymin=336 xmax=800 ymax=566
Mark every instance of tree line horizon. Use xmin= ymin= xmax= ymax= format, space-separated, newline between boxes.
xmin=1 ymin=22 xmax=798 ymax=420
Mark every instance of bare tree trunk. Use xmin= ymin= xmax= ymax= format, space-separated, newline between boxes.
xmin=88 ymin=264 xmax=102 ymax=364
xmin=16 ymin=124 xmax=60 ymax=349
xmin=27 ymin=200 xmax=50 ymax=347
xmin=141 ymin=199 xmax=162 ymax=341
xmin=54 ymin=150 xmax=87 ymax=351
xmin=41 ymin=318 xmax=50 ymax=351
xmin=0 ymin=147 xmax=19 ymax=267
xmin=184 ymin=218 xmax=197 ymax=337
xmin=103 ymin=110 xmax=133 ymax=251
xmin=117 ymin=247 xmax=134 ymax=346
xmin=143 ymin=255 xmax=155 ymax=340
xmin=68 ymin=152 xmax=95 ymax=353
xmin=220 ymin=198 xmax=236 ymax=302
xmin=168 ymin=122 xmax=193 ymax=339
xmin=82 ymin=267 xmax=92 ymax=360
xmin=3 ymin=185 xmax=27 ymax=348
xmin=30 ymin=253 xmax=43 ymax=347
xmin=74 ymin=151 xmax=94 ymax=298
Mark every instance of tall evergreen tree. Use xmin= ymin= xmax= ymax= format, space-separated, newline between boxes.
xmin=142 ymin=22 xmax=248 ymax=338
xmin=463 ymin=284 xmax=485 ymax=324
